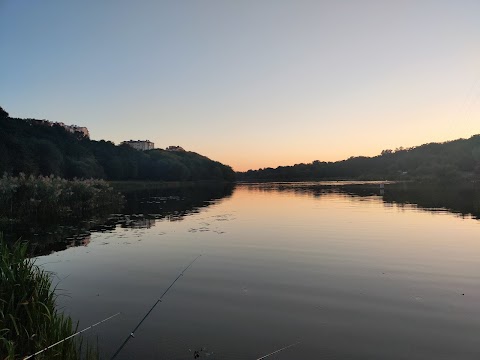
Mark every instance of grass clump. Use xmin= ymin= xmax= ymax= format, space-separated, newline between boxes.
xmin=0 ymin=237 xmax=96 ymax=359
xmin=0 ymin=173 xmax=123 ymax=222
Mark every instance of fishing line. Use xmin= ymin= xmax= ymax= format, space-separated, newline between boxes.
xmin=22 ymin=312 xmax=121 ymax=360
xmin=255 ymin=341 xmax=301 ymax=360
xmin=110 ymin=254 xmax=202 ymax=359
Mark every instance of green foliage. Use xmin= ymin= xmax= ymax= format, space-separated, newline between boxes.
xmin=0 ymin=174 xmax=124 ymax=222
xmin=0 ymin=107 xmax=8 ymax=119
xmin=0 ymin=108 xmax=235 ymax=182
xmin=0 ymin=237 xmax=97 ymax=359
xmin=239 ymin=135 xmax=480 ymax=182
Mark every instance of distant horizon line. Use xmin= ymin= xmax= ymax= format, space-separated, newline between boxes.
xmin=236 ymin=132 xmax=480 ymax=173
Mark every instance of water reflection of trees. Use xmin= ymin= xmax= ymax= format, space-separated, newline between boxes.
xmin=120 ymin=183 xmax=234 ymax=220
xmin=2 ymin=183 xmax=234 ymax=255
xmin=241 ymin=182 xmax=480 ymax=220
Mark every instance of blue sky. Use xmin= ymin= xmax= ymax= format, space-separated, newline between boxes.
xmin=1 ymin=0 xmax=479 ymax=170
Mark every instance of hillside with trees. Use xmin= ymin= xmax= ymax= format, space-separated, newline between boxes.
xmin=238 ymin=136 xmax=480 ymax=182
xmin=0 ymin=107 xmax=235 ymax=182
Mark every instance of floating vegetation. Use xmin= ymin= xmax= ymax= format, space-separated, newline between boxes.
xmin=0 ymin=174 xmax=124 ymax=223
xmin=0 ymin=236 xmax=97 ymax=359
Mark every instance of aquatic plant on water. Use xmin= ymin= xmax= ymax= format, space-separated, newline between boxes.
xmin=0 ymin=236 xmax=97 ymax=359
xmin=0 ymin=174 xmax=123 ymax=222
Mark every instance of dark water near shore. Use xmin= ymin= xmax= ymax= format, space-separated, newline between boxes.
xmin=27 ymin=182 xmax=480 ymax=359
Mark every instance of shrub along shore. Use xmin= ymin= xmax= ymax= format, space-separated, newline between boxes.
xmin=0 ymin=176 xmax=121 ymax=358
xmin=0 ymin=174 xmax=124 ymax=223
xmin=0 ymin=238 xmax=97 ymax=359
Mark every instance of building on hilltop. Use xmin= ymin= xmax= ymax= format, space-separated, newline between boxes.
xmin=122 ymin=140 xmax=155 ymax=151
xmin=165 ymin=145 xmax=185 ymax=152
xmin=72 ymin=126 xmax=89 ymax=138
xmin=62 ymin=123 xmax=89 ymax=138
xmin=31 ymin=119 xmax=90 ymax=138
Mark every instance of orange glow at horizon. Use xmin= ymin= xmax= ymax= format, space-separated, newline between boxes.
xmin=210 ymin=127 xmax=480 ymax=172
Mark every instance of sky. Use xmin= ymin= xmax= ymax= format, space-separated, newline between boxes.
xmin=1 ymin=0 xmax=479 ymax=171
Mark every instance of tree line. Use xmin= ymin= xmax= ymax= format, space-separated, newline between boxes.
xmin=238 ymin=135 xmax=480 ymax=182
xmin=0 ymin=107 xmax=235 ymax=182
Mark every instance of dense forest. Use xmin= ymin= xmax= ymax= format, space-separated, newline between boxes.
xmin=239 ymin=135 xmax=480 ymax=182
xmin=0 ymin=107 xmax=235 ymax=181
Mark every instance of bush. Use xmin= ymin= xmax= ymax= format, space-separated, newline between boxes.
xmin=0 ymin=174 xmax=123 ymax=222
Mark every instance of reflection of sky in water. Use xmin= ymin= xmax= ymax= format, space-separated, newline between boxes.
xmin=38 ymin=184 xmax=480 ymax=360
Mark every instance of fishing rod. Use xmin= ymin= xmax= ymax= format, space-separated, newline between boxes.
xmin=110 ymin=254 xmax=202 ymax=359
xmin=255 ymin=341 xmax=301 ymax=360
xmin=22 ymin=312 xmax=121 ymax=360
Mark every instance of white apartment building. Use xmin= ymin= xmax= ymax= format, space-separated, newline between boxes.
xmin=122 ymin=140 xmax=155 ymax=151
xmin=31 ymin=120 xmax=90 ymax=138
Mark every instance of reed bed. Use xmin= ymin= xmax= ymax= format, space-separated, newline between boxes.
xmin=0 ymin=236 xmax=97 ymax=359
xmin=0 ymin=174 xmax=123 ymax=222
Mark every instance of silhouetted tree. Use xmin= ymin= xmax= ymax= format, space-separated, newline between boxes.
xmin=0 ymin=106 xmax=236 ymax=182
xmin=0 ymin=106 xmax=8 ymax=119
xmin=238 ymin=135 xmax=480 ymax=182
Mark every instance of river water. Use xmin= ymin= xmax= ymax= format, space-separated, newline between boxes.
xmin=34 ymin=182 xmax=480 ymax=359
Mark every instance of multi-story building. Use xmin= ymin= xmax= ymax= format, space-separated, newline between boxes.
xmin=122 ymin=140 xmax=155 ymax=151
xmin=31 ymin=119 xmax=90 ymax=138
xmin=61 ymin=123 xmax=90 ymax=138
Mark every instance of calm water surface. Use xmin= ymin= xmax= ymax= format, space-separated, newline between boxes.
xmin=36 ymin=183 xmax=480 ymax=359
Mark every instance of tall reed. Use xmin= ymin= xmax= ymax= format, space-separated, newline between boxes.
xmin=0 ymin=235 xmax=97 ymax=359
xmin=0 ymin=174 xmax=123 ymax=222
